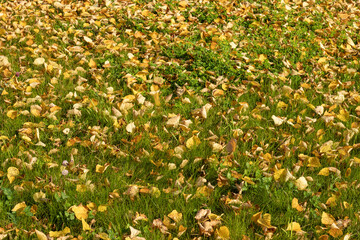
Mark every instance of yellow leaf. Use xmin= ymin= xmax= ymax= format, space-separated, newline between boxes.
xmin=30 ymin=105 xmax=42 ymax=117
xmin=242 ymin=176 xmax=255 ymax=185
xmin=318 ymin=57 xmax=327 ymax=64
xmin=277 ymin=101 xmax=288 ymax=109
xmin=6 ymin=110 xmax=17 ymax=119
xmin=34 ymin=57 xmax=45 ymax=65
xmin=12 ymin=202 xmax=27 ymax=212
xmin=286 ymin=222 xmax=302 ymax=232
xmin=7 ymin=167 xmax=19 ymax=184
xmin=215 ymin=226 xmax=230 ymax=240
xmin=257 ymin=213 xmax=272 ymax=228
xmin=318 ymin=168 xmax=329 ymax=176
xmin=212 ymin=89 xmax=224 ymax=97
xmin=98 ymin=205 xmax=107 ymax=212
xmin=168 ymin=210 xmax=182 ymax=223
xmin=326 ymin=194 xmax=337 ymax=207
xmin=82 ymin=218 xmax=92 ymax=231
xmin=71 ymin=204 xmax=88 ymax=220
xmin=49 ymin=227 xmax=70 ymax=238
xmin=328 ymin=224 xmax=343 ymax=238
xmin=337 ymin=109 xmax=349 ymax=122
xmin=291 ymin=198 xmax=304 ymax=212
xmin=97 ymin=232 xmax=110 ymax=240
xmin=89 ymin=59 xmax=97 ymax=68
xmin=295 ymin=177 xmax=308 ymax=190
xmin=257 ymin=54 xmax=267 ymax=63
xmin=96 ymin=163 xmax=109 ymax=173
xmin=307 ymin=157 xmax=321 ymax=167
xmin=33 ymin=191 xmax=46 ymax=203
xmin=178 ymin=1 xmax=188 ymax=7
xmin=321 ymin=212 xmax=335 ymax=225
xmin=186 ymin=135 xmax=201 ymax=149
xmin=76 ymin=184 xmax=87 ymax=193
xmin=251 ymin=212 xmax=262 ymax=223
xmin=35 ymin=229 xmax=47 ymax=240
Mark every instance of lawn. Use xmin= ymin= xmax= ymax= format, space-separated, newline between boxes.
xmin=0 ymin=0 xmax=359 ymax=239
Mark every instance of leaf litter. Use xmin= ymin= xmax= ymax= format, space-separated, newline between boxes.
xmin=0 ymin=0 xmax=359 ymax=239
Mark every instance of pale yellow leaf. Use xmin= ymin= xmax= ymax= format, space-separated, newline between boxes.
xmin=12 ymin=202 xmax=27 ymax=212
xmin=286 ymin=222 xmax=302 ymax=232
xmin=35 ymin=230 xmax=47 ymax=240
xmin=295 ymin=177 xmax=308 ymax=190
xmin=71 ymin=204 xmax=88 ymax=220
xmin=7 ymin=167 xmax=19 ymax=184
xmin=321 ymin=212 xmax=335 ymax=225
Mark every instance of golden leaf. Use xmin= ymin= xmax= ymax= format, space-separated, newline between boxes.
xmin=321 ymin=212 xmax=335 ymax=225
xmin=7 ymin=167 xmax=19 ymax=184
xmin=215 ymin=226 xmax=230 ymax=240
xmin=212 ymin=89 xmax=224 ymax=97
xmin=33 ymin=191 xmax=46 ymax=203
xmin=82 ymin=218 xmax=92 ymax=231
xmin=12 ymin=202 xmax=27 ymax=212
xmin=35 ymin=229 xmax=47 ymax=240
xmin=98 ymin=205 xmax=107 ymax=212
xmin=96 ymin=163 xmax=109 ymax=173
xmin=49 ymin=227 xmax=70 ymax=238
xmin=318 ymin=167 xmax=329 ymax=176
xmin=186 ymin=135 xmax=201 ymax=149
xmin=89 ymin=58 xmax=97 ymax=68
xmin=6 ymin=110 xmax=17 ymax=119
xmin=286 ymin=222 xmax=302 ymax=232
xmin=168 ymin=210 xmax=182 ymax=223
xmin=291 ymin=198 xmax=304 ymax=212
xmin=30 ymin=105 xmax=42 ymax=117
xmin=71 ymin=204 xmax=88 ymax=220
xmin=307 ymin=157 xmax=321 ymax=167
xmin=76 ymin=184 xmax=87 ymax=193
xmin=328 ymin=224 xmax=343 ymax=238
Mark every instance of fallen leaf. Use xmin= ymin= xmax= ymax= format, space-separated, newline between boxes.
xmin=7 ymin=167 xmax=19 ymax=184
xmin=215 ymin=226 xmax=230 ymax=239
xmin=286 ymin=222 xmax=302 ymax=232
xmin=295 ymin=177 xmax=308 ymax=190
xmin=49 ymin=227 xmax=70 ymax=238
xmin=12 ymin=202 xmax=27 ymax=212
xmin=6 ymin=110 xmax=17 ymax=119
xmin=168 ymin=210 xmax=182 ymax=223
xmin=321 ymin=212 xmax=335 ymax=225
xmin=71 ymin=204 xmax=88 ymax=220
xmin=82 ymin=218 xmax=92 ymax=231
xmin=34 ymin=57 xmax=45 ymax=65
xmin=126 ymin=122 xmax=136 ymax=133
xmin=225 ymin=138 xmax=237 ymax=154
xmin=35 ymin=229 xmax=47 ymax=240
xmin=186 ymin=135 xmax=201 ymax=149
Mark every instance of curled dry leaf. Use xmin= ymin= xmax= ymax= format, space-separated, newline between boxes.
xmin=295 ymin=176 xmax=308 ymax=190
xmin=166 ymin=115 xmax=180 ymax=128
xmin=33 ymin=57 xmax=45 ymax=65
xmin=126 ymin=122 xmax=136 ymax=133
xmin=225 ymin=138 xmax=237 ymax=154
